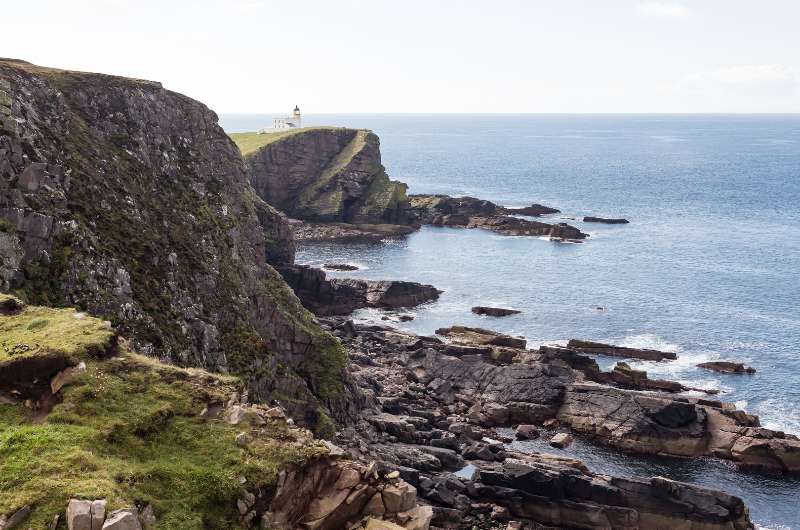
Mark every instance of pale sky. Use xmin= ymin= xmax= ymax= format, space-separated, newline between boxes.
xmin=3 ymin=0 xmax=799 ymax=113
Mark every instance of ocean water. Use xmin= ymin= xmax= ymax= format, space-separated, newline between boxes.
xmin=221 ymin=114 xmax=800 ymax=528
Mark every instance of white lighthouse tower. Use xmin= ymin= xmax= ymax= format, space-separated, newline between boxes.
xmin=292 ymin=105 xmax=301 ymax=127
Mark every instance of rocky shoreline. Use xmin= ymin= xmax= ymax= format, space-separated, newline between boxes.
xmin=314 ymin=316 xmax=798 ymax=529
xmin=235 ymin=124 xmax=797 ymax=528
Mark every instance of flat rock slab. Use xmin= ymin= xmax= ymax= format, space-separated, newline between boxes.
xmin=471 ymin=306 xmax=521 ymax=317
xmin=567 ymin=339 xmax=676 ymax=361
xmin=583 ymin=216 xmax=630 ymax=224
xmin=501 ymin=204 xmax=560 ymax=216
xmin=697 ymin=361 xmax=756 ymax=374
xmin=436 ymin=326 xmax=526 ymax=349
xmin=323 ymin=263 xmax=359 ymax=271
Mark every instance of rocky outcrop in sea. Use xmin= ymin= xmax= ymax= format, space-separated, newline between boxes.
xmin=322 ymin=317 xmax=793 ymax=528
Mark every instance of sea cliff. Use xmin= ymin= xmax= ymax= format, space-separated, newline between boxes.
xmin=0 ymin=59 xmax=348 ymax=433
xmin=234 ymin=127 xmax=410 ymax=224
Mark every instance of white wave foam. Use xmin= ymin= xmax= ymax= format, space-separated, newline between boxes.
xmin=619 ymin=334 xmax=680 ymax=353
xmin=755 ymin=525 xmax=793 ymax=530
xmin=753 ymin=398 xmax=800 ymax=436
xmin=734 ymin=400 xmax=748 ymax=411
xmin=616 ymin=335 xmax=727 ymax=388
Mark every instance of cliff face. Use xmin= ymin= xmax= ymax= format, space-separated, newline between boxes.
xmin=237 ymin=128 xmax=410 ymax=224
xmin=0 ymin=59 xmax=348 ymax=431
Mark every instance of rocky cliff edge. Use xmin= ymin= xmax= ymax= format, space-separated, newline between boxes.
xmin=233 ymin=127 xmax=411 ymax=225
xmin=0 ymin=59 xmax=350 ymax=433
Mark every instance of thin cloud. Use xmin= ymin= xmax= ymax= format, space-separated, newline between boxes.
xmin=677 ymin=64 xmax=799 ymax=89
xmin=637 ymin=1 xmax=690 ymax=18
xmin=672 ymin=64 xmax=800 ymax=112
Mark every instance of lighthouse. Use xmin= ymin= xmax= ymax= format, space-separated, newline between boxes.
xmin=268 ymin=105 xmax=302 ymax=130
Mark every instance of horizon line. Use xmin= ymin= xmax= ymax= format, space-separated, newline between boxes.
xmin=219 ymin=111 xmax=800 ymax=116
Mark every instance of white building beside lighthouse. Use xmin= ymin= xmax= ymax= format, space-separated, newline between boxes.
xmin=271 ymin=105 xmax=301 ymax=130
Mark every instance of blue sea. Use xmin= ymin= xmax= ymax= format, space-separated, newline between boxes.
xmin=222 ymin=114 xmax=800 ymax=528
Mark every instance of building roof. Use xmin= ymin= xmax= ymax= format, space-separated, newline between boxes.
xmin=293 ymin=105 xmax=300 ymax=112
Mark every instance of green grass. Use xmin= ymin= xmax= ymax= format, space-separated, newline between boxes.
xmin=0 ymin=293 xmax=115 ymax=363
xmin=0 ymin=298 xmax=327 ymax=529
xmin=229 ymin=127 xmax=346 ymax=156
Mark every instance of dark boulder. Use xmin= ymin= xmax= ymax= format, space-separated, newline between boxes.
xmin=583 ymin=216 xmax=629 ymax=224
xmin=566 ymin=339 xmax=677 ymax=361
xmin=471 ymin=306 xmax=521 ymax=317
xmin=698 ymin=361 xmax=756 ymax=374
xmin=436 ymin=326 xmax=526 ymax=349
xmin=323 ymin=263 xmax=359 ymax=271
xmin=280 ymin=265 xmax=441 ymax=316
xmin=501 ymin=204 xmax=560 ymax=216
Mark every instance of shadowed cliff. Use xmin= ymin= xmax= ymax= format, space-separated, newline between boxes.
xmin=233 ymin=128 xmax=411 ymax=224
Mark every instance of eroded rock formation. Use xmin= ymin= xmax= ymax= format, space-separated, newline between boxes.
xmin=279 ymin=265 xmax=441 ymax=316
xmin=242 ymin=128 xmax=411 ymax=224
xmin=324 ymin=318 xmax=773 ymax=528
xmin=408 ymin=194 xmax=587 ymax=240
xmin=566 ymin=339 xmax=678 ymax=361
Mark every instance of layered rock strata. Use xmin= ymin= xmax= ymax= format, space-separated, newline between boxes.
xmin=240 ymin=128 xmax=411 ymax=224
xmin=566 ymin=339 xmax=678 ymax=361
xmin=323 ymin=318 xmax=773 ymax=528
xmin=408 ymin=195 xmax=587 ymax=240
xmin=280 ymin=265 xmax=441 ymax=316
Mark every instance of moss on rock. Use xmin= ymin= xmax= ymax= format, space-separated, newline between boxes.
xmin=237 ymin=127 xmax=411 ymax=225
xmin=0 ymin=298 xmax=327 ymax=529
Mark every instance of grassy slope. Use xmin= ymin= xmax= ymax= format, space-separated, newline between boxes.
xmin=230 ymin=127 xmax=345 ymax=156
xmin=295 ymin=130 xmax=368 ymax=217
xmin=0 ymin=294 xmax=114 ymax=363
xmin=0 ymin=295 xmax=326 ymax=528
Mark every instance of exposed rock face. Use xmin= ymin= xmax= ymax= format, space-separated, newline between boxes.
xmin=558 ymin=383 xmax=800 ymax=470
xmin=242 ymin=128 xmax=411 ymax=224
xmin=583 ymin=216 xmax=629 ymax=224
xmin=549 ymin=432 xmax=573 ymax=448
xmin=408 ymin=195 xmax=499 ymax=223
xmin=280 ymin=265 xmax=440 ymax=316
xmin=698 ymin=361 xmax=756 ymax=374
xmin=475 ymin=457 xmax=752 ymax=530
xmin=466 ymin=216 xmax=587 ymax=239
xmin=408 ymin=195 xmax=587 ymax=240
xmin=471 ymin=306 xmax=520 ymax=317
xmin=537 ymin=347 xmax=708 ymax=394
xmin=293 ymin=221 xmax=417 ymax=242
xmin=323 ymin=320 xmax=763 ymax=529
xmin=566 ymin=339 xmax=677 ymax=361
xmin=334 ymin=320 xmax=800 ymax=465
xmin=500 ymin=204 xmax=560 ymax=216
xmin=436 ymin=326 xmax=526 ymax=349
xmin=324 ymin=263 xmax=359 ymax=271
xmin=0 ymin=59 xmax=348 ymax=431
xmin=259 ymin=456 xmax=431 ymax=530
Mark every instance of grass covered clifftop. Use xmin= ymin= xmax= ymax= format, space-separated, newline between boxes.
xmin=0 ymin=294 xmax=327 ymax=529
xmin=234 ymin=127 xmax=411 ymax=225
xmin=230 ymin=127 xmax=346 ymax=156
